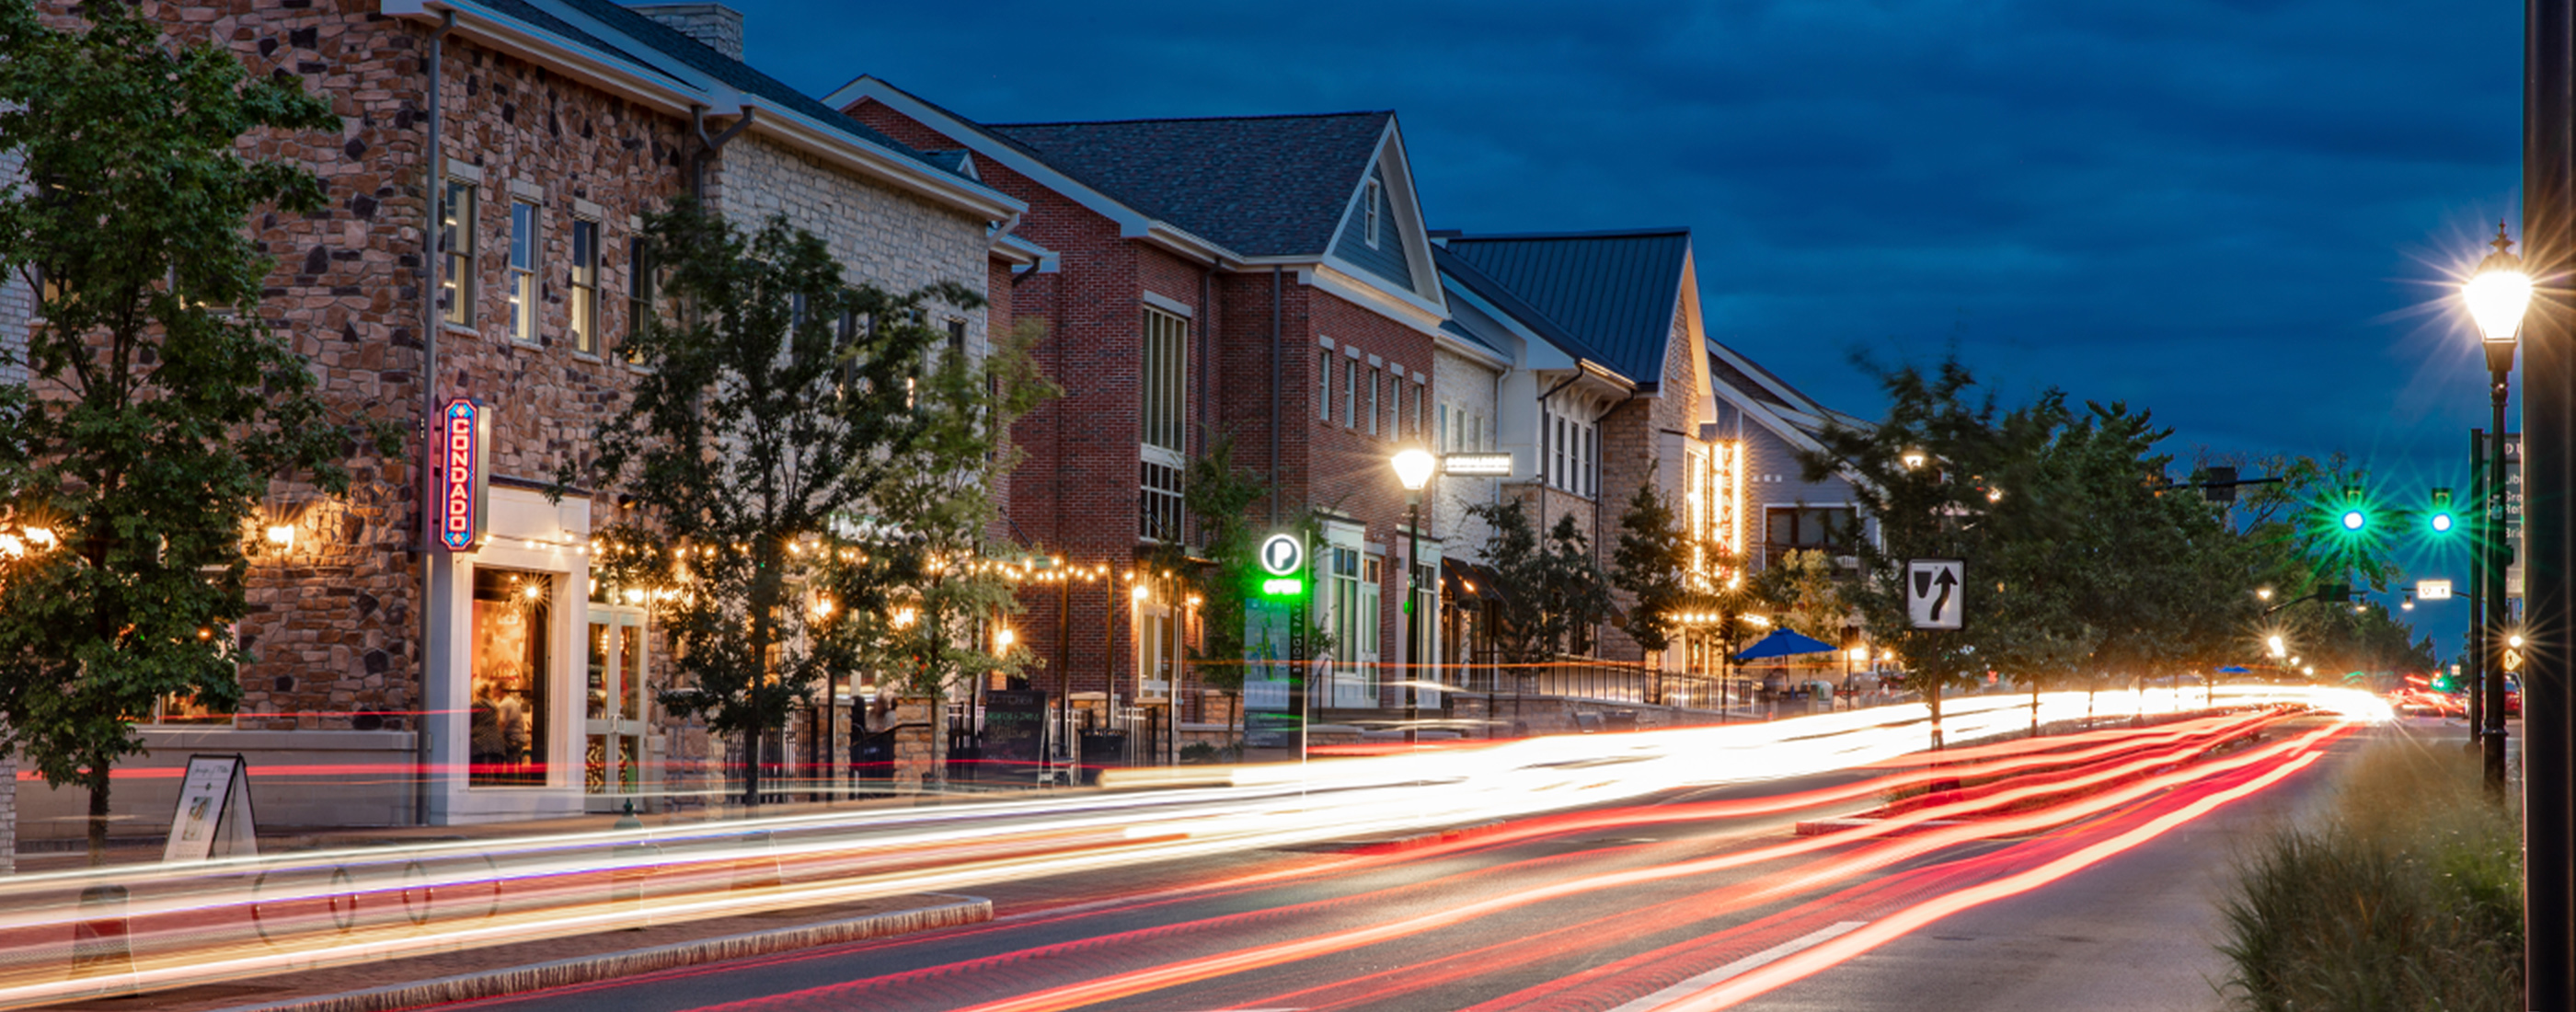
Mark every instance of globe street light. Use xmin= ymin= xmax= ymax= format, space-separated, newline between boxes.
xmin=1392 ymin=447 xmax=1437 ymax=745
xmin=2464 ymin=222 xmax=2529 ymax=793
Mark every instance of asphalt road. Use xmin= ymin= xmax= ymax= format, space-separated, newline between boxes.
xmin=442 ymin=714 xmax=2372 ymax=1012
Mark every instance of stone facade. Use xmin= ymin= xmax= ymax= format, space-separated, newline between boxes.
xmin=8 ymin=0 xmax=1018 ymax=834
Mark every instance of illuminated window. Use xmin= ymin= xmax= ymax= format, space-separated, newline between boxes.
xmin=569 ymin=219 xmax=599 ymax=354
xmin=1317 ymin=349 xmax=1332 ymax=421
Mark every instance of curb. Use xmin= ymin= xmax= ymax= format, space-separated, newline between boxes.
xmin=209 ymin=895 xmax=993 ymax=1012
xmin=1344 ymin=820 xmax=1506 ymax=854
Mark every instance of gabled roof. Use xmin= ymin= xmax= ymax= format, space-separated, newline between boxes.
xmin=1439 ymin=228 xmax=1692 ymax=389
xmin=983 ymin=112 xmax=1393 ymax=258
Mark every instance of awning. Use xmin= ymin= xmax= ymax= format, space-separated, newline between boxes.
xmin=1443 ymin=558 xmax=1512 ymax=608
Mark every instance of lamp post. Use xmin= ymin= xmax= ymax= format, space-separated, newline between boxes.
xmin=1392 ymin=447 xmax=1437 ymax=746
xmin=2464 ymin=223 xmax=2530 ymax=794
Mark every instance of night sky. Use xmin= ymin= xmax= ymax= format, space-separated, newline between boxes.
xmin=725 ymin=0 xmax=2521 ymax=658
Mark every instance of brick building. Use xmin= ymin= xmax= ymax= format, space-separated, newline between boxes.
xmin=11 ymin=0 xmax=1024 ymax=836
xmin=833 ymin=78 xmax=1469 ymax=728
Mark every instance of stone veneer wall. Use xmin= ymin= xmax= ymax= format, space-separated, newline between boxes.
xmin=708 ymin=136 xmax=990 ymax=352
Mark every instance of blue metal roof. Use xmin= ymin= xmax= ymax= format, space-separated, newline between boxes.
xmin=1440 ymin=228 xmax=1691 ymax=389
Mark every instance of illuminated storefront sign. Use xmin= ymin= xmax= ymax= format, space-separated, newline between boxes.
xmin=435 ymin=398 xmax=489 ymax=551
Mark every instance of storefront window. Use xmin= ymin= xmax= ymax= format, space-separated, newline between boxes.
xmin=471 ymin=568 xmax=551 ymax=786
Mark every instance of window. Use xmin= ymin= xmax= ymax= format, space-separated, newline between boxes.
xmin=440 ymin=180 xmax=476 ymax=326
xmin=569 ymin=219 xmax=599 ymax=354
xmin=1367 ymin=368 xmax=1381 ymax=436
xmin=471 ymin=567 xmax=552 ymax=787
xmin=1765 ymin=507 xmax=1857 ymax=556
xmin=1414 ymin=383 xmax=1426 ymax=443
xmin=1363 ymin=178 xmax=1381 ymax=248
xmin=1142 ymin=306 xmax=1187 ymax=454
xmin=948 ymin=317 xmax=968 ymax=354
xmin=507 ymin=200 xmax=537 ymax=341
xmin=625 ymin=236 xmax=652 ymax=357
xmin=1342 ymin=356 xmax=1357 ymax=428
xmin=1437 ymin=403 xmax=1449 ymax=451
xmin=1318 ymin=349 xmax=1332 ymax=421
xmin=1141 ymin=459 xmax=1184 ymax=542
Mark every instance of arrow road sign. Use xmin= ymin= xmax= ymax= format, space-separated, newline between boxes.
xmin=1907 ymin=558 xmax=1966 ymax=630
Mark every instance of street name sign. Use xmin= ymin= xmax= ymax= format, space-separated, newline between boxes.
xmin=1906 ymin=558 xmax=1966 ymax=630
xmin=1443 ymin=453 xmax=1514 ymax=477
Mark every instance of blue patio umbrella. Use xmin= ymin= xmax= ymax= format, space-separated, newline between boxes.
xmin=2215 ymin=665 xmax=2251 ymax=673
xmin=1734 ymin=627 xmax=1837 ymax=661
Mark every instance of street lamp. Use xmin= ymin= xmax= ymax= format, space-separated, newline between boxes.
xmin=1392 ymin=446 xmax=1436 ymax=745
xmin=2464 ymin=222 xmax=2529 ymax=793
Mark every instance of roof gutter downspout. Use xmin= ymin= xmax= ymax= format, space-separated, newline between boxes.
xmin=414 ymin=7 xmax=455 ymax=831
xmin=690 ymin=104 xmax=757 ymax=202
xmin=1270 ymin=265 xmax=1282 ymax=526
xmin=1532 ymin=373 xmax=1580 ymax=562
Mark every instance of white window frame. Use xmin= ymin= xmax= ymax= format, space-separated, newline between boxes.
xmin=569 ymin=217 xmax=600 ymax=354
xmin=507 ymin=199 xmax=538 ymax=342
xmin=1363 ymin=178 xmax=1382 ymax=248
xmin=440 ymin=179 xmax=477 ymax=327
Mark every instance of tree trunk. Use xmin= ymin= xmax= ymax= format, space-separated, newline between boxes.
xmin=85 ymin=764 xmax=110 ymax=867
xmin=1926 ymin=677 xmax=1945 ymax=752
xmin=2030 ymin=680 xmax=2041 ymax=739
xmin=740 ymin=730 xmax=762 ymax=809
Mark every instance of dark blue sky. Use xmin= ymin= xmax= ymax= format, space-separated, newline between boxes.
xmin=730 ymin=0 xmax=2520 ymax=657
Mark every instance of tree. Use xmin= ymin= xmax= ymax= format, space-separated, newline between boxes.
xmin=1141 ymin=435 xmax=1269 ymax=747
xmin=1753 ymin=549 xmax=1851 ymax=646
xmin=1469 ymin=499 xmax=1612 ymax=668
xmin=815 ymin=318 xmax=1054 ymax=789
xmin=576 ymin=199 xmax=973 ymax=806
xmin=1800 ymin=355 xmax=2059 ymax=748
xmin=1611 ymin=476 xmax=1689 ymax=658
xmin=0 ymin=2 xmax=390 ymax=861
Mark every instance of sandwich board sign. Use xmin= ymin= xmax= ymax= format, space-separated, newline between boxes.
xmin=1906 ymin=558 xmax=1967 ymax=630
xmin=163 ymin=754 xmax=258 ymax=862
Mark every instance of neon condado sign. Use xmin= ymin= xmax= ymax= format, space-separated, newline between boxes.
xmin=434 ymin=398 xmax=489 ymax=551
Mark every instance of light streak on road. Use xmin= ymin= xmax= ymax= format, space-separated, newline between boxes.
xmin=0 ymin=686 xmax=2375 ymax=1009
xmin=702 ymin=713 xmax=2350 ymax=1012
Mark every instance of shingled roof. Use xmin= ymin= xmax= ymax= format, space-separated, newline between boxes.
xmin=536 ymin=0 xmax=965 ymax=177
xmin=984 ymin=111 xmax=1393 ymax=257
xmin=1440 ymin=228 xmax=1692 ymax=388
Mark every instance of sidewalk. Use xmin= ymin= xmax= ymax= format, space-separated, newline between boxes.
xmin=17 ymin=891 xmax=988 ymax=1012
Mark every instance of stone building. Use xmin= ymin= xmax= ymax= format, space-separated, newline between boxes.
xmin=12 ymin=0 xmax=1023 ymax=838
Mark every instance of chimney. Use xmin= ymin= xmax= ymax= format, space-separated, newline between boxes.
xmin=628 ymin=3 xmax=745 ymax=61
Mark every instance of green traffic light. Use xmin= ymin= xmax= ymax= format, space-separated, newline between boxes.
xmin=2427 ymin=488 xmax=2456 ymax=536
xmin=2340 ymin=509 xmax=2366 ymax=532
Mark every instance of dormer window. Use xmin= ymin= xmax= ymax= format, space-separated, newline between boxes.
xmin=1363 ymin=178 xmax=1381 ymax=248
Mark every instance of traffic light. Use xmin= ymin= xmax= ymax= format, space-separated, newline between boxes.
xmin=2337 ymin=486 xmax=2369 ymax=535
xmin=2427 ymin=488 xmax=2458 ymax=536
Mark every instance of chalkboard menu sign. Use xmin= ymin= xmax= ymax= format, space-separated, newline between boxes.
xmin=983 ymin=690 xmax=1049 ymax=765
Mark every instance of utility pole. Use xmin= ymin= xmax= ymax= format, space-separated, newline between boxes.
xmin=2519 ymin=0 xmax=2574 ymax=999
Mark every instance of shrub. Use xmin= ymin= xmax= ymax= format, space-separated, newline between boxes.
xmin=2215 ymin=736 xmax=2522 ymax=1011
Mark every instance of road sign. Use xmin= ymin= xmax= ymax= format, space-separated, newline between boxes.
xmin=2418 ymin=579 xmax=2454 ymax=602
xmin=1906 ymin=558 xmax=1966 ymax=629
xmin=2505 ymin=649 xmax=2525 ymax=673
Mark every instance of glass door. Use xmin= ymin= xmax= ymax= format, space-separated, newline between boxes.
xmin=583 ymin=605 xmax=648 ymax=810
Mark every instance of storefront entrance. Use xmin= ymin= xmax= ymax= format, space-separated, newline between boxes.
xmin=469 ymin=567 xmax=552 ymax=787
xmin=583 ymin=604 xmax=649 ymax=809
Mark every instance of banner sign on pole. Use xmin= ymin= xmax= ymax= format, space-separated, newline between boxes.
xmin=163 ymin=754 xmax=257 ymax=862
xmin=434 ymin=397 xmax=489 ymax=551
